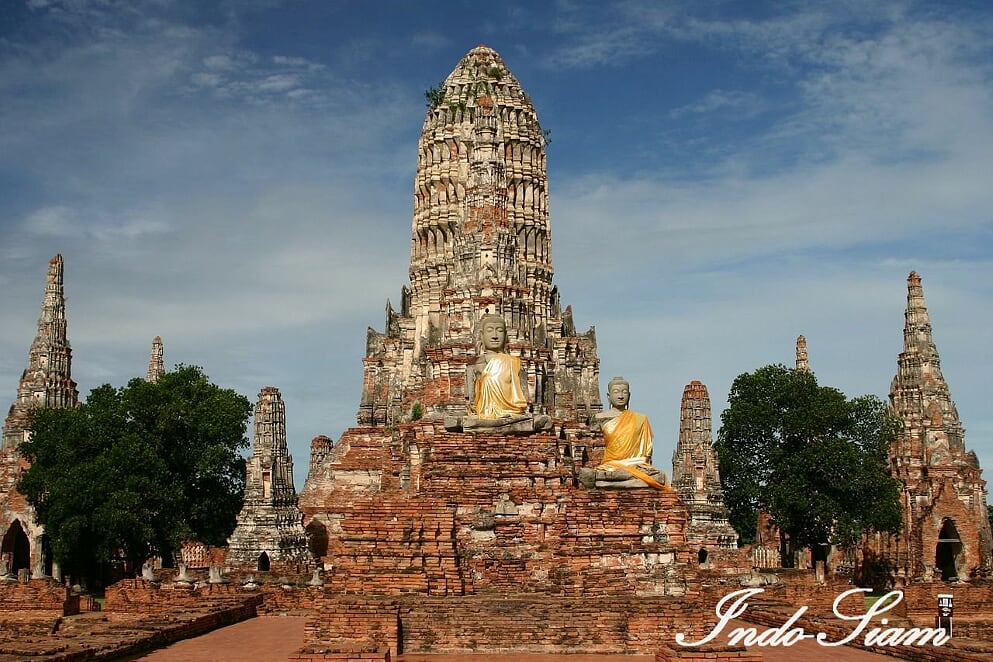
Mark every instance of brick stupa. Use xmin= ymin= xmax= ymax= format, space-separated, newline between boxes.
xmin=146 ymin=336 xmax=164 ymax=383
xmin=870 ymin=272 xmax=993 ymax=579
xmin=227 ymin=387 xmax=310 ymax=572
xmin=1 ymin=255 xmax=79 ymax=578
xmin=671 ymin=381 xmax=738 ymax=554
xmin=298 ymin=46 xmax=712 ymax=658
xmin=2 ymin=255 xmax=78 ymax=450
xmin=358 ymin=44 xmax=601 ymax=427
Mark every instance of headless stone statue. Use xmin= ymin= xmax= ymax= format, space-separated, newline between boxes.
xmin=580 ymin=376 xmax=668 ymax=490
xmin=140 ymin=561 xmax=158 ymax=582
xmin=445 ymin=314 xmax=551 ymax=433
xmin=174 ymin=563 xmax=195 ymax=584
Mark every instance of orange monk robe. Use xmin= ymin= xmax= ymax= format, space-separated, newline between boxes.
xmin=601 ymin=409 xmax=653 ymax=466
xmin=474 ymin=353 xmax=529 ymax=419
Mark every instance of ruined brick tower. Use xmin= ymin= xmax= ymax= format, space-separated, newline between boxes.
xmin=1 ymin=254 xmax=79 ymax=577
xmin=882 ymin=271 xmax=992 ymax=579
xmin=146 ymin=336 xmax=164 ymax=383
xmin=671 ymin=381 xmax=738 ymax=551
xmin=299 ymin=47 xmax=707 ymax=657
xmin=2 ymin=254 xmax=79 ymax=450
xmin=795 ymin=334 xmax=809 ymax=372
xmin=359 ymin=44 xmax=600 ymax=426
xmin=227 ymin=386 xmax=310 ymax=571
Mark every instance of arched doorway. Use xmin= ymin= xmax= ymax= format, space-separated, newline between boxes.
xmin=306 ymin=519 xmax=329 ymax=559
xmin=257 ymin=551 xmax=270 ymax=572
xmin=935 ymin=519 xmax=963 ymax=581
xmin=1 ymin=520 xmax=31 ymax=573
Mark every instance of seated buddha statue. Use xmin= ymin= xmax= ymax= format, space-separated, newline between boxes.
xmin=445 ymin=314 xmax=551 ymax=433
xmin=580 ymin=376 xmax=668 ymax=490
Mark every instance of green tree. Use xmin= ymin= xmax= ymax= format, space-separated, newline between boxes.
xmin=715 ymin=364 xmax=903 ymax=560
xmin=18 ymin=365 xmax=251 ymax=581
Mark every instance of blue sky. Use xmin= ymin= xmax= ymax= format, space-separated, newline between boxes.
xmin=2 ymin=0 xmax=991 ymax=492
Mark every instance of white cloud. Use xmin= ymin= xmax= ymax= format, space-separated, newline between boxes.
xmin=203 ymin=54 xmax=236 ymax=70
xmin=410 ymin=31 xmax=449 ymax=51
xmin=668 ymin=89 xmax=765 ymax=119
xmin=22 ymin=206 xmax=82 ymax=237
xmin=256 ymin=73 xmax=300 ymax=92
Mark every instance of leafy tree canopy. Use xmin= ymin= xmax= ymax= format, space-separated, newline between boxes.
xmin=715 ymin=364 xmax=903 ymax=552
xmin=18 ymin=365 xmax=251 ymax=579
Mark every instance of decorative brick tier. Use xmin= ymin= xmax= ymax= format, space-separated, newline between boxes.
xmin=300 ymin=418 xmax=712 ymax=656
xmin=302 ymin=423 xmax=696 ymax=603
xmin=301 ymin=594 xmax=724 ymax=658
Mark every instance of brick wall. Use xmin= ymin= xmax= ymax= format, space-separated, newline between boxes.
xmin=103 ymin=578 xmax=263 ymax=614
xmin=303 ymin=593 xmax=720 ymax=657
xmin=301 ymin=425 xmax=698 ymax=600
xmin=896 ymin=580 xmax=993 ymax=617
xmin=747 ymin=569 xmax=866 ymax=611
xmin=656 ymin=644 xmax=763 ymax=662
xmin=0 ymin=578 xmax=75 ymax=616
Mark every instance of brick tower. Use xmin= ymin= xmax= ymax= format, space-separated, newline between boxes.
xmin=358 ymin=44 xmax=600 ymax=427
xmin=2 ymin=254 xmax=79 ymax=450
xmin=1 ymin=254 xmax=79 ymax=578
xmin=299 ymin=47 xmax=709 ymax=658
xmin=882 ymin=271 xmax=992 ymax=579
xmin=227 ymin=387 xmax=310 ymax=571
xmin=146 ymin=336 xmax=164 ymax=383
xmin=671 ymin=381 xmax=738 ymax=550
xmin=795 ymin=334 xmax=809 ymax=372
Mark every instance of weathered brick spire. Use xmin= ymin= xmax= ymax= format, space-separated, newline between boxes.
xmin=671 ymin=381 xmax=738 ymax=549
xmin=227 ymin=386 xmax=310 ymax=570
xmin=890 ymin=271 xmax=965 ymax=459
xmin=795 ymin=335 xmax=809 ymax=372
xmin=146 ymin=336 xmax=164 ymax=383
xmin=359 ymin=45 xmax=600 ymax=426
xmin=2 ymin=254 xmax=79 ymax=450
xmin=883 ymin=271 xmax=992 ymax=578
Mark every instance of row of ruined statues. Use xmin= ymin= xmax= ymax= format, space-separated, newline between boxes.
xmin=443 ymin=314 xmax=667 ymax=490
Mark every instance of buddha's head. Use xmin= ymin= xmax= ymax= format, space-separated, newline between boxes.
xmin=607 ymin=376 xmax=630 ymax=410
xmin=478 ymin=314 xmax=508 ymax=352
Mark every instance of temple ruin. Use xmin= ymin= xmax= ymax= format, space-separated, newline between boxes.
xmin=869 ymin=271 xmax=993 ymax=580
xmin=670 ymin=380 xmax=738 ymax=555
xmin=227 ymin=387 xmax=310 ymax=572
xmin=297 ymin=45 xmax=716 ymax=658
xmin=1 ymin=254 xmax=77 ymax=579
xmin=358 ymin=45 xmax=601 ymax=427
xmin=146 ymin=336 xmax=165 ymax=383
xmin=3 ymin=41 xmax=993 ymax=662
xmin=2 ymin=255 xmax=78 ymax=451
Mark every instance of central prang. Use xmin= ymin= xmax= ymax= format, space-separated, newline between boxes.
xmin=445 ymin=313 xmax=552 ymax=433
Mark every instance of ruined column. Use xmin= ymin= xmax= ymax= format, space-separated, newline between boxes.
xmin=146 ymin=336 xmax=164 ymax=382
xmin=2 ymin=254 xmax=79 ymax=449
xmin=671 ymin=381 xmax=738 ymax=549
xmin=226 ymin=387 xmax=311 ymax=571
xmin=795 ymin=335 xmax=809 ymax=372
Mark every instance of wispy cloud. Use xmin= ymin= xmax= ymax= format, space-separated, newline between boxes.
xmin=668 ymin=90 xmax=766 ymax=119
xmin=2 ymin=0 xmax=991 ymax=489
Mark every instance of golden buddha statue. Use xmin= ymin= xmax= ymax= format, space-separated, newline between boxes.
xmin=445 ymin=314 xmax=551 ymax=433
xmin=583 ymin=376 xmax=667 ymax=490
xmin=469 ymin=314 xmax=529 ymax=419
